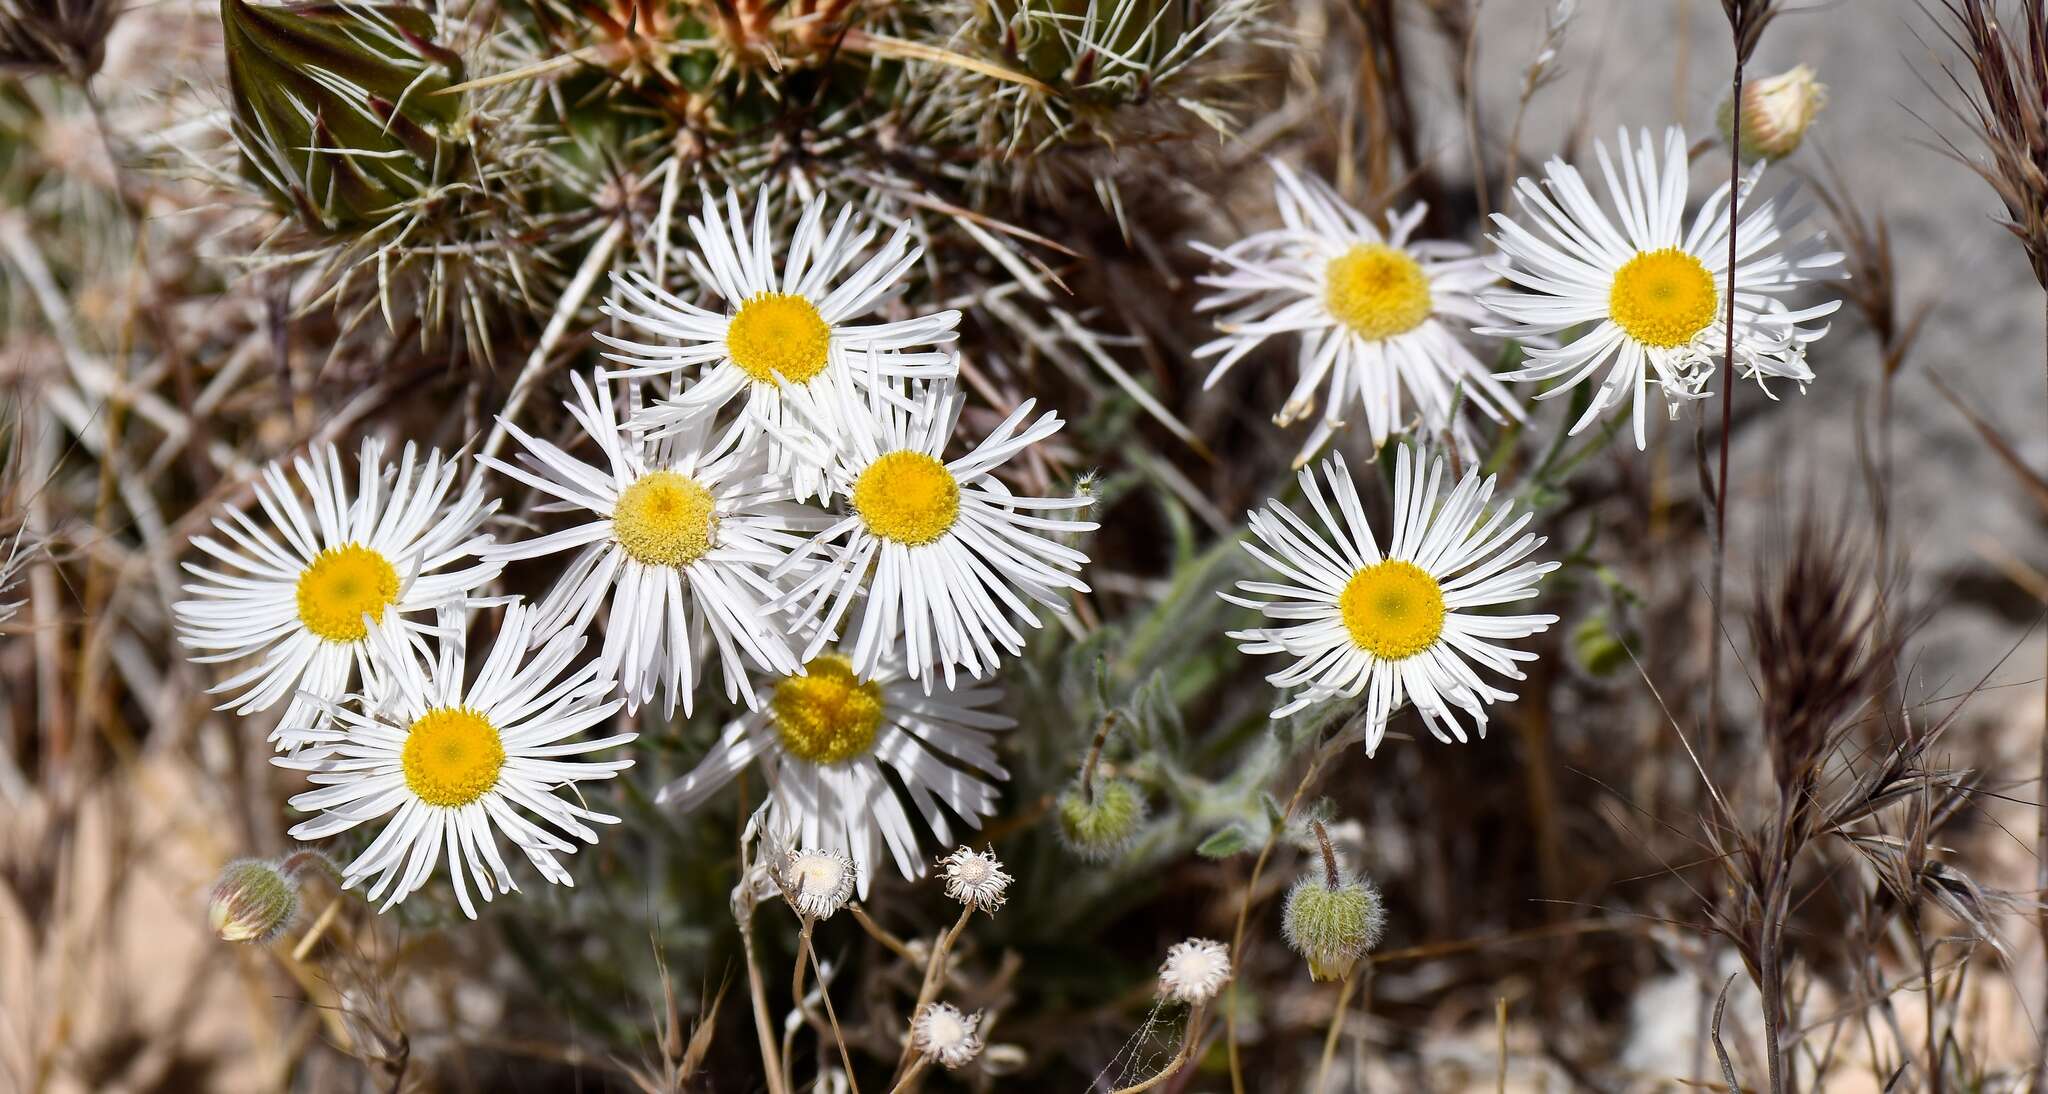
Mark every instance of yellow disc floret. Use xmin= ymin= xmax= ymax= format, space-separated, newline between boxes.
xmin=295 ymin=543 xmax=401 ymax=643
xmin=852 ymin=450 xmax=960 ymax=547
xmin=1338 ymin=559 xmax=1447 ymax=661
xmin=613 ymin=470 xmax=719 ymax=567
xmin=1609 ymin=247 xmax=1718 ymax=348
xmin=771 ymin=655 xmax=886 ymax=765
xmin=402 ymin=706 xmax=506 ymax=808
xmin=727 ymin=292 xmax=832 ymax=384
xmin=1323 ymin=244 xmax=1433 ymax=341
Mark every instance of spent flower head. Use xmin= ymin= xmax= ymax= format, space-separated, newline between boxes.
xmin=939 ymin=846 xmax=1012 ymax=913
xmin=1158 ymin=937 xmax=1232 ymax=1004
xmin=779 ymin=847 xmax=858 ymax=920
xmin=911 ymin=1002 xmax=984 ymax=1069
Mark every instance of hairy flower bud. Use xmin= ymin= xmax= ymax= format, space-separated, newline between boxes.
xmin=1281 ymin=872 xmax=1386 ymax=982
xmin=208 ymin=858 xmax=302 ymax=944
xmin=1719 ymin=64 xmax=1826 ymax=163
xmin=1056 ymin=777 xmax=1146 ymax=862
xmin=221 ymin=0 xmax=466 ymax=230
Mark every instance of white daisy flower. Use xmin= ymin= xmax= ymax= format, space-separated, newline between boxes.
xmin=276 ymin=601 xmax=634 ymax=918
xmin=599 ymin=189 xmax=960 ymax=498
xmin=1195 ymin=161 xmax=1520 ymax=466
xmin=773 ymin=370 xmax=1095 ymax=688
xmin=478 ymin=371 xmax=821 ymax=717
xmin=911 ymin=1003 xmax=984 ymax=1070
xmin=656 ymin=628 xmax=1013 ymax=894
xmin=1158 ymin=937 xmax=1232 ymax=1004
xmin=1480 ymin=126 xmax=1842 ymax=448
xmin=1225 ymin=446 xmax=1558 ymax=755
xmin=173 ymin=439 xmax=501 ymax=747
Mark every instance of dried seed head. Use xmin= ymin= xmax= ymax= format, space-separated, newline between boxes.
xmin=208 ymin=858 xmax=302 ymax=944
xmin=1157 ymin=937 xmax=1231 ymax=1004
xmin=1720 ymin=64 xmax=1826 ymax=162
xmin=779 ymin=848 xmax=857 ymax=920
xmin=939 ymin=846 xmax=1011 ymax=913
xmin=1750 ymin=517 xmax=1888 ymax=796
xmin=1281 ymin=872 xmax=1386 ymax=982
xmin=1056 ymin=777 xmax=1147 ymax=861
xmin=912 ymin=1002 xmax=984 ymax=1069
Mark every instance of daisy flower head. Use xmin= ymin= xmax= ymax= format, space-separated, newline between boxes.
xmin=478 ymin=370 xmax=823 ymax=717
xmin=1224 ymin=445 xmax=1559 ymax=755
xmin=599 ymin=188 xmax=960 ymax=498
xmin=772 ymin=369 xmax=1096 ymax=688
xmin=174 ymin=439 xmax=501 ymax=748
xmin=1481 ymin=126 xmax=1842 ymax=448
xmin=777 ymin=847 xmax=858 ymax=920
xmin=656 ymin=624 xmax=1014 ymax=895
xmin=276 ymin=601 xmax=634 ymax=918
xmin=1195 ymin=161 xmax=1520 ymax=466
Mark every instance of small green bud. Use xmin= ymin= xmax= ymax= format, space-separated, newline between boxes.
xmin=1056 ymin=777 xmax=1147 ymax=862
xmin=1718 ymin=64 xmax=1826 ymax=163
xmin=1570 ymin=613 xmax=1629 ymax=678
xmin=222 ymin=0 xmax=465 ymax=230
xmin=1281 ymin=872 xmax=1386 ymax=982
xmin=208 ymin=858 xmax=302 ymax=944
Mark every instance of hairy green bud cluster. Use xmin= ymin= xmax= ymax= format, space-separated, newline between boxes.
xmin=1281 ymin=872 xmax=1385 ymax=982
xmin=1056 ymin=776 xmax=1147 ymax=862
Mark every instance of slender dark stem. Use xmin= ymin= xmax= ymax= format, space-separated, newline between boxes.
xmin=1080 ymin=712 xmax=1118 ymax=800
xmin=1312 ymin=819 xmax=1340 ymax=889
xmin=2035 ymin=292 xmax=2048 ymax=1090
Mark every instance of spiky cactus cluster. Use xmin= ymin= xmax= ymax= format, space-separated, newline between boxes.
xmin=214 ymin=0 xmax=1263 ymax=364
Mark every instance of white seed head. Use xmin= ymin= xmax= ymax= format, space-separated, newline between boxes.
xmin=1158 ymin=937 xmax=1232 ymax=1004
xmin=780 ymin=848 xmax=857 ymax=920
xmin=939 ymin=846 xmax=1011 ymax=913
xmin=912 ymin=1002 xmax=984 ymax=1069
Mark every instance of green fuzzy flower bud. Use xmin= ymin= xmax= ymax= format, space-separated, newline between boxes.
xmin=1281 ymin=872 xmax=1385 ymax=982
xmin=1718 ymin=64 xmax=1826 ymax=164
xmin=1056 ymin=777 xmax=1147 ymax=862
xmin=1570 ymin=613 xmax=1629 ymax=679
xmin=208 ymin=858 xmax=302 ymax=944
xmin=222 ymin=0 xmax=465 ymax=231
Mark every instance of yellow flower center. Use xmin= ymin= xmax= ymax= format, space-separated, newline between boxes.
xmin=1609 ymin=247 xmax=1718 ymax=348
xmin=727 ymin=292 xmax=832 ymax=384
xmin=771 ymin=655 xmax=885 ymax=765
xmin=401 ymin=706 xmax=505 ymax=808
xmin=613 ymin=470 xmax=719 ymax=567
xmin=1323 ymin=244 xmax=1432 ymax=341
xmin=1338 ymin=560 xmax=1446 ymax=661
xmin=852 ymin=450 xmax=960 ymax=547
xmin=295 ymin=544 xmax=401 ymax=643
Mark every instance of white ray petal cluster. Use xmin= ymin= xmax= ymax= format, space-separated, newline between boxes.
xmin=1225 ymin=446 xmax=1558 ymax=754
xmin=599 ymin=189 xmax=960 ymax=498
xmin=1481 ymin=126 xmax=1842 ymax=448
xmin=276 ymin=601 xmax=634 ymax=918
xmin=173 ymin=438 xmax=501 ymax=747
xmin=478 ymin=371 xmax=822 ymax=717
xmin=656 ymin=623 xmax=1014 ymax=891
xmin=1196 ymin=161 xmax=1520 ymax=466
xmin=771 ymin=367 xmax=1096 ymax=688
